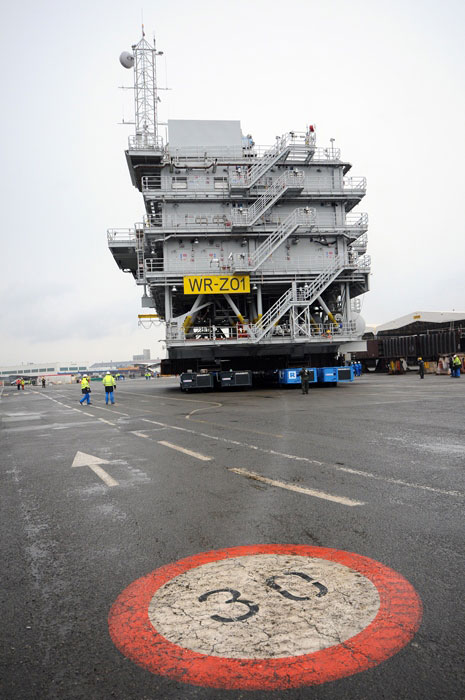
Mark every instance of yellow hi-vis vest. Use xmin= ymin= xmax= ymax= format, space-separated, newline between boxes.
xmin=81 ymin=378 xmax=90 ymax=390
xmin=102 ymin=374 xmax=116 ymax=387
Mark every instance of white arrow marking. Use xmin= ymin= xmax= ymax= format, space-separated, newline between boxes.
xmin=71 ymin=451 xmax=118 ymax=487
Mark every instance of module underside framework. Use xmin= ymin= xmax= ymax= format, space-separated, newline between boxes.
xmin=109 ymin=116 xmax=370 ymax=373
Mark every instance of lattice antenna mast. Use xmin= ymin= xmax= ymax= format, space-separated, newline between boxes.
xmin=132 ymin=28 xmax=163 ymax=145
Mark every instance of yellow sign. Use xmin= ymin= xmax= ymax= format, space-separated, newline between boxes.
xmin=138 ymin=314 xmax=159 ymax=319
xmin=183 ymin=275 xmax=250 ymax=295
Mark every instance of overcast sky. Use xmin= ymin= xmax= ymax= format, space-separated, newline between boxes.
xmin=1 ymin=0 xmax=464 ymax=365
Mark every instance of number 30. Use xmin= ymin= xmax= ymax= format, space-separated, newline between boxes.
xmin=198 ymin=571 xmax=327 ymax=623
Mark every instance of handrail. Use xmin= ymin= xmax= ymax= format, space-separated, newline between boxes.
xmin=165 ymin=320 xmax=359 ymax=344
xmin=108 ymin=212 xmax=367 ymax=242
xmin=230 ymin=207 xmax=316 ymax=272
xmin=142 ymin=173 xmax=363 ymax=197
xmin=247 ymin=257 xmax=345 ymax=341
xmin=128 ymin=134 xmax=164 ymax=151
xmin=230 ymin=134 xmax=293 ymax=188
xmin=343 ymin=176 xmax=367 ymax=191
xmin=345 ymin=212 xmax=368 ymax=227
xmin=231 ymin=171 xmax=304 ymax=227
xmin=350 ymin=233 xmax=368 ymax=250
xmin=107 ymin=229 xmax=136 ymax=243
xmin=145 ymin=213 xmax=233 ymax=229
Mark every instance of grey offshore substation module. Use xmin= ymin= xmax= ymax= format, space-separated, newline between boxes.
xmin=108 ymin=33 xmax=370 ymax=386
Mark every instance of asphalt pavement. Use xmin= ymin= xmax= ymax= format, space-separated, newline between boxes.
xmin=1 ymin=374 xmax=464 ymax=699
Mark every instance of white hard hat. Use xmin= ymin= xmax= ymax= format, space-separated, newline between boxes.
xmin=106 ymin=371 xmax=111 ymax=374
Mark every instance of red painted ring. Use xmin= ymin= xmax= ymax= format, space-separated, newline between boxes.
xmin=108 ymin=544 xmax=422 ymax=690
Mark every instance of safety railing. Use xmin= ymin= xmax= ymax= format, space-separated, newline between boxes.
xmin=145 ymin=255 xmax=227 ymax=275
xmin=350 ymin=233 xmax=368 ymax=251
xmin=129 ymin=136 xmax=342 ymax=163
xmin=145 ymin=258 xmax=165 ymax=273
xmin=109 ymin=213 xmax=368 ymax=245
xmin=143 ymin=172 xmax=363 ymax=198
xmin=345 ymin=212 xmax=368 ymax=228
xmin=145 ymin=213 xmax=233 ymax=230
xmin=107 ymin=228 xmax=136 ymax=244
xmin=166 ymin=145 xmax=244 ymax=161
xmin=355 ymin=254 xmax=371 ymax=270
xmin=343 ymin=176 xmax=367 ymax=192
xmin=144 ymin=253 xmax=366 ymax=277
xmin=128 ymin=134 xmax=164 ymax=151
xmin=165 ymin=321 xmax=360 ymax=344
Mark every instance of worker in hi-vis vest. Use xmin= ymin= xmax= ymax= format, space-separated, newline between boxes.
xmin=102 ymin=371 xmax=117 ymax=404
xmin=79 ymin=376 xmax=91 ymax=405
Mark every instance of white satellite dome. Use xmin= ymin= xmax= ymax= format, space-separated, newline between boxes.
xmin=119 ymin=51 xmax=134 ymax=69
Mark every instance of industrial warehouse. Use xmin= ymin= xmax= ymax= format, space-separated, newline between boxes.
xmin=358 ymin=311 xmax=465 ymax=374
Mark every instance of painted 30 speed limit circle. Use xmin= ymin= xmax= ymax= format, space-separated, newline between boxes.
xmin=108 ymin=544 xmax=422 ymax=690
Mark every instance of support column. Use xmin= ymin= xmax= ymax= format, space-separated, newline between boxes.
xmin=223 ymin=294 xmax=244 ymax=323
xmin=183 ymin=294 xmax=205 ymax=332
xmin=317 ymin=295 xmax=338 ymax=325
xmin=164 ymin=284 xmax=172 ymax=322
xmin=345 ymin=282 xmax=351 ymax=324
xmin=256 ymin=284 xmax=263 ymax=320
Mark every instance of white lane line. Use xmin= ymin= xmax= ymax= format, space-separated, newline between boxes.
xmin=157 ymin=440 xmax=212 ymax=461
xmin=143 ymin=419 xmax=324 ymax=465
xmin=89 ymin=405 xmax=130 ymax=416
xmin=99 ymin=418 xmax=116 ymax=426
xmin=337 ymin=467 xmax=463 ymax=498
xmin=229 ymin=468 xmax=364 ymax=506
xmin=88 ymin=464 xmax=119 ymax=487
xmin=131 ymin=431 xmax=150 ymax=439
xmin=142 ymin=419 xmax=464 ymax=498
xmin=82 ymin=411 xmax=94 ymax=416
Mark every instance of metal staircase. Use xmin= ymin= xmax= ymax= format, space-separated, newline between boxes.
xmin=230 ymin=207 xmax=315 ymax=272
xmin=230 ymin=132 xmax=316 ymax=190
xmin=135 ymin=227 xmax=145 ymax=282
xmin=231 ymin=170 xmax=304 ymax=227
xmin=230 ymin=135 xmax=293 ymax=190
xmin=247 ymin=257 xmax=345 ymax=342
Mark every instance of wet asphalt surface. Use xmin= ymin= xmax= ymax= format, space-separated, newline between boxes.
xmin=1 ymin=374 xmax=464 ymax=700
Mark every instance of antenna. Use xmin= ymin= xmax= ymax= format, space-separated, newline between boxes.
xmin=119 ymin=31 xmax=164 ymax=148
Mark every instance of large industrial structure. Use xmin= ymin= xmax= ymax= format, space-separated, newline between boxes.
xmin=108 ymin=33 xmax=371 ymax=382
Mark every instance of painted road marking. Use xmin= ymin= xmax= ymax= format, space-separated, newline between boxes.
xmin=89 ymin=405 xmax=130 ymax=417
xmin=71 ymin=451 xmax=118 ymax=487
xmin=142 ymin=419 xmax=464 ymax=498
xmin=131 ymin=431 xmax=150 ymax=439
xmin=229 ymin=468 xmax=364 ymax=506
xmin=109 ymin=544 xmax=422 ymax=690
xmin=157 ymin=440 xmax=212 ymax=461
xmin=336 ymin=466 xmax=464 ymax=497
xmin=98 ymin=418 xmax=116 ymax=426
